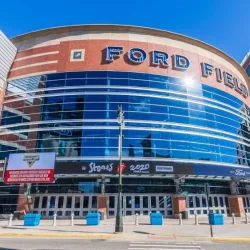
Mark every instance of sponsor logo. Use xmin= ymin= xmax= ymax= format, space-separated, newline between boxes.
xmin=234 ymin=169 xmax=246 ymax=176
xmin=23 ymin=154 xmax=39 ymax=168
xmin=73 ymin=52 xmax=82 ymax=59
xmin=155 ymin=165 xmax=174 ymax=173
xmin=88 ymin=162 xmax=113 ymax=174
xmin=129 ymin=163 xmax=150 ymax=173
xmin=116 ymin=163 xmax=127 ymax=174
xmin=81 ymin=166 xmax=87 ymax=171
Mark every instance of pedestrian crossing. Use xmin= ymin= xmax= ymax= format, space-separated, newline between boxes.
xmin=128 ymin=241 xmax=205 ymax=250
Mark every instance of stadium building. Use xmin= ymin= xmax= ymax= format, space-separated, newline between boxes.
xmin=0 ymin=25 xmax=250 ymax=219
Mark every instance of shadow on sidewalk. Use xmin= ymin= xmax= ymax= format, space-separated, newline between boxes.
xmin=1 ymin=226 xmax=113 ymax=234
xmin=0 ymin=248 xmax=19 ymax=250
xmin=2 ymin=226 xmax=28 ymax=230
xmin=133 ymin=230 xmax=153 ymax=235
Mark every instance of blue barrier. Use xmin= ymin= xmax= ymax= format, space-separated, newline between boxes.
xmin=150 ymin=212 xmax=163 ymax=225
xmin=86 ymin=212 xmax=100 ymax=226
xmin=208 ymin=213 xmax=224 ymax=225
xmin=24 ymin=213 xmax=41 ymax=226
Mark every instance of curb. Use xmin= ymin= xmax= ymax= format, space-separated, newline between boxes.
xmin=0 ymin=232 xmax=114 ymax=238
xmin=212 ymin=237 xmax=250 ymax=243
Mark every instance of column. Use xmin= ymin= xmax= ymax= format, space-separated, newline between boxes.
xmin=173 ymin=195 xmax=186 ymax=218
xmin=16 ymin=184 xmax=33 ymax=219
xmin=228 ymin=181 xmax=245 ymax=217
xmin=228 ymin=196 xmax=245 ymax=217
xmin=98 ymin=196 xmax=108 ymax=219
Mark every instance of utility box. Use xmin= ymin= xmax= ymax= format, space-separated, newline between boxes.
xmin=208 ymin=213 xmax=224 ymax=225
xmin=181 ymin=211 xmax=189 ymax=219
xmin=86 ymin=212 xmax=100 ymax=226
xmin=24 ymin=214 xmax=41 ymax=226
xmin=150 ymin=212 xmax=163 ymax=225
xmin=99 ymin=211 xmax=105 ymax=220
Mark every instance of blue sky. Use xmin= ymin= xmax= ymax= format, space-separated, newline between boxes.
xmin=0 ymin=0 xmax=249 ymax=63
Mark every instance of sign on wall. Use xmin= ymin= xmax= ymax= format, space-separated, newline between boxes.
xmin=104 ymin=46 xmax=248 ymax=98
xmin=55 ymin=161 xmax=194 ymax=175
xmin=4 ymin=152 xmax=56 ymax=184
xmin=193 ymin=164 xmax=250 ymax=178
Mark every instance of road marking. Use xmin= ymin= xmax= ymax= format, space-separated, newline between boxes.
xmin=130 ymin=244 xmax=201 ymax=248
xmin=129 ymin=248 xmax=201 ymax=250
xmin=131 ymin=242 xmax=197 ymax=245
xmin=128 ymin=242 xmax=205 ymax=250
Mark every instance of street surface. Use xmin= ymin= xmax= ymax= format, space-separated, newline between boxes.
xmin=0 ymin=238 xmax=250 ymax=250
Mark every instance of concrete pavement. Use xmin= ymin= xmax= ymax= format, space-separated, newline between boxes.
xmin=0 ymin=238 xmax=250 ymax=250
xmin=1 ymin=216 xmax=250 ymax=242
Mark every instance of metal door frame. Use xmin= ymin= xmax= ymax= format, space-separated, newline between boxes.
xmin=106 ymin=193 xmax=173 ymax=218
xmin=242 ymin=195 xmax=250 ymax=213
xmin=186 ymin=194 xmax=229 ymax=217
xmin=32 ymin=193 xmax=98 ymax=218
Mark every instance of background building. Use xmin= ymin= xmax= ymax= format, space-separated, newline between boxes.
xmin=0 ymin=25 xmax=250 ymax=218
xmin=242 ymin=50 xmax=250 ymax=78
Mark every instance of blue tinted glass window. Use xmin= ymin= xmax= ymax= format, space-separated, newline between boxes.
xmin=3 ymin=71 xmax=250 ymax=167
xmin=47 ymin=73 xmax=66 ymax=80
xmin=65 ymin=79 xmax=86 ymax=86
xmin=67 ymin=71 xmax=86 ymax=79
xmin=87 ymin=71 xmax=107 ymax=78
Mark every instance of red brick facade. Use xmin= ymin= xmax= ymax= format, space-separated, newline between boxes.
xmin=8 ymin=40 xmax=250 ymax=106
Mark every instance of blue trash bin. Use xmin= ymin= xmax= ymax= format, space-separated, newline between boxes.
xmin=150 ymin=212 xmax=163 ymax=225
xmin=24 ymin=213 xmax=41 ymax=226
xmin=208 ymin=213 xmax=224 ymax=225
xmin=86 ymin=212 xmax=100 ymax=226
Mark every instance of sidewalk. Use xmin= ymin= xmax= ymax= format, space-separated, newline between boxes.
xmin=1 ymin=216 xmax=250 ymax=242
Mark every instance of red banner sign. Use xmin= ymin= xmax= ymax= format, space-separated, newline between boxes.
xmin=4 ymin=152 xmax=56 ymax=184
xmin=4 ymin=169 xmax=54 ymax=184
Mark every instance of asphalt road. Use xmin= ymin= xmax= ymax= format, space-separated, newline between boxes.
xmin=0 ymin=238 xmax=250 ymax=250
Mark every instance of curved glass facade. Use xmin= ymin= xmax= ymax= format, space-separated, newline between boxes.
xmin=1 ymin=71 xmax=250 ymax=167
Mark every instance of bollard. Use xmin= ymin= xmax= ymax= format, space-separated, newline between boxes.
xmin=245 ymin=212 xmax=249 ymax=224
xmin=232 ymin=213 xmax=236 ymax=224
xmin=71 ymin=213 xmax=74 ymax=226
xmin=194 ymin=211 xmax=199 ymax=225
xmin=135 ymin=213 xmax=139 ymax=226
xmin=179 ymin=213 xmax=182 ymax=225
xmin=8 ymin=214 xmax=13 ymax=227
xmin=53 ymin=213 xmax=57 ymax=226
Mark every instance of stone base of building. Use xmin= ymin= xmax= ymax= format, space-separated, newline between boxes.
xmin=173 ymin=194 xmax=187 ymax=218
xmin=228 ymin=195 xmax=245 ymax=217
xmin=16 ymin=185 xmax=33 ymax=219
xmin=97 ymin=196 xmax=108 ymax=219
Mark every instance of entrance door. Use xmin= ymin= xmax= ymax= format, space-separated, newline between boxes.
xmin=32 ymin=194 xmax=98 ymax=218
xmin=107 ymin=194 xmax=173 ymax=218
xmin=242 ymin=196 xmax=250 ymax=213
xmin=186 ymin=194 xmax=229 ymax=217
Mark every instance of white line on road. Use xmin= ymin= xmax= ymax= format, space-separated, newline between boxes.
xmin=129 ymin=248 xmax=202 ymax=250
xmin=130 ymin=242 xmax=197 ymax=245
xmin=130 ymin=244 xmax=201 ymax=248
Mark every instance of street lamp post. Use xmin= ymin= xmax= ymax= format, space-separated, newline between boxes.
xmin=205 ymin=183 xmax=213 ymax=237
xmin=115 ymin=105 xmax=124 ymax=233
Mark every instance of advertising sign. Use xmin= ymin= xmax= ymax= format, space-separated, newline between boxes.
xmin=193 ymin=164 xmax=250 ymax=178
xmin=4 ymin=152 xmax=56 ymax=184
xmin=55 ymin=161 xmax=193 ymax=175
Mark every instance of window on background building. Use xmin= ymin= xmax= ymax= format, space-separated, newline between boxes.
xmin=247 ymin=65 xmax=250 ymax=77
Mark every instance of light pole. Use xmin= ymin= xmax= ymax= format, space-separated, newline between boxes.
xmin=115 ymin=105 xmax=124 ymax=233
xmin=205 ymin=183 xmax=213 ymax=237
